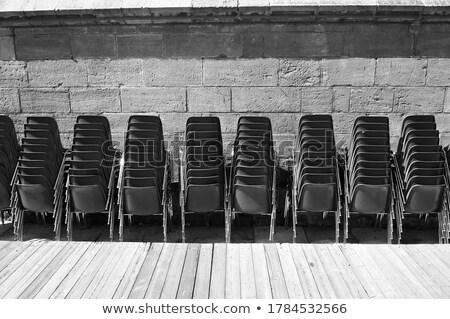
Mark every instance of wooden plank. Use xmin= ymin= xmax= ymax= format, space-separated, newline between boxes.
xmin=410 ymin=245 xmax=450 ymax=288
xmin=177 ymin=243 xmax=200 ymax=299
xmin=82 ymin=243 xmax=131 ymax=299
xmin=113 ymin=243 xmax=151 ymax=299
xmin=34 ymin=242 xmax=93 ymax=299
xmin=18 ymin=242 xmax=78 ymax=299
xmin=301 ymin=244 xmax=337 ymax=299
xmin=225 ymin=243 xmax=240 ymax=299
xmin=426 ymin=245 xmax=450 ymax=271
xmin=264 ymin=244 xmax=289 ymax=299
xmin=0 ymin=242 xmax=66 ymax=298
xmin=66 ymin=242 xmax=117 ymax=299
xmin=389 ymin=245 xmax=447 ymax=298
xmin=192 ymin=243 xmax=212 ymax=299
xmin=313 ymin=244 xmax=353 ymax=298
xmin=338 ymin=245 xmax=391 ymax=298
xmin=0 ymin=240 xmax=46 ymax=288
xmin=0 ymin=241 xmax=18 ymax=257
xmin=251 ymin=244 xmax=272 ymax=299
xmin=288 ymin=244 xmax=321 ymax=298
xmin=91 ymin=243 xmax=141 ymax=299
xmin=325 ymin=245 xmax=369 ymax=299
xmin=129 ymin=243 xmax=164 ymax=299
xmin=364 ymin=245 xmax=421 ymax=298
xmin=49 ymin=242 xmax=105 ymax=299
xmin=209 ymin=243 xmax=226 ymax=299
xmin=239 ymin=244 xmax=257 ymax=299
xmin=0 ymin=241 xmax=33 ymax=273
xmin=145 ymin=243 xmax=176 ymax=299
xmin=375 ymin=245 xmax=433 ymax=298
xmin=160 ymin=244 xmax=188 ymax=299
xmin=277 ymin=244 xmax=305 ymax=298
xmin=401 ymin=245 xmax=450 ymax=296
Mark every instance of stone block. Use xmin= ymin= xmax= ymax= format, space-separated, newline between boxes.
xmin=142 ymin=59 xmax=202 ymax=86
xmin=0 ymin=89 xmax=20 ymax=113
xmin=117 ymin=34 xmax=163 ymax=58
xmin=232 ymin=87 xmax=301 ymax=112
xmin=375 ymin=58 xmax=427 ymax=86
xmin=164 ymin=33 xmax=243 ymax=58
xmin=0 ymin=61 xmax=27 ymax=87
xmin=279 ymin=59 xmax=321 ymax=86
xmin=27 ymin=60 xmax=88 ymax=87
xmin=187 ymin=87 xmax=231 ymax=112
xmin=394 ymin=87 xmax=445 ymax=113
xmin=70 ymin=88 xmax=121 ymax=113
xmin=15 ymin=35 xmax=71 ymax=60
xmin=121 ymin=87 xmax=186 ymax=113
xmin=203 ymin=59 xmax=278 ymax=86
xmin=350 ymin=87 xmax=394 ymax=113
xmin=87 ymin=59 xmax=142 ymax=87
xmin=20 ymin=89 xmax=70 ymax=113
xmin=71 ymin=34 xmax=116 ymax=58
xmin=302 ymin=87 xmax=333 ymax=113
xmin=427 ymin=59 xmax=450 ymax=86
xmin=322 ymin=58 xmax=375 ymax=86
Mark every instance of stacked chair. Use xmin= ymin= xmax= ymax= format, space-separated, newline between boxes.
xmin=66 ymin=116 xmax=120 ymax=241
xmin=11 ymin=117 xmax=66 ymax=240
xmin=179 ymin=117 xmax=226 ymax=242
xmin=342 ymin=116 xmax=395 ymax=243
xmin=393 ymin=115 xmax=449 ymax=244
xmin=228 ymin=116 xmax=277 ymax=242
xmin=117 ymin=115 xmax=171 ymax=242
xmin=0 ymin=116 xmax=20 ymax=225
xmin=291 ymin=115 xmax=341 ymax=243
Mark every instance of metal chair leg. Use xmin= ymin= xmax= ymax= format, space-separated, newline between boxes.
xmin=181 ymin=207 xmax=186 ymax=243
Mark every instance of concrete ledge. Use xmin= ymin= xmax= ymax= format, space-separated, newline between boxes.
xmin=1 ymin=0 xmax=450 ymax=23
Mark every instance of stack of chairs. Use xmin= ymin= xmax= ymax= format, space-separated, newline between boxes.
xmin=117 ymin=115 xmax=170 ymax=242
xmin=291 ymin=115 xmax=341 ymax=243
xmin=0 ymin=116 xmax=20 ymax=225
xmin=11 ymin=117 xmax=66 ymax=240
xmin=393 ymin=115 xmax=448 ymax=244
xmin=66 ymin=116 xmax=120 ymax=241
xmin=228 ymin=116 xmax=277 ymax=242
xmin=179 ymin=117 xmax=226 ymax=242
xmin=343 ymin=116 xmax=394 ymax=243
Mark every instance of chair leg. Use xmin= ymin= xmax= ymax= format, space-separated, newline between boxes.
xmin=19 ymin=209 xmax=24 ymax=241
xmin=1 ymin=210 xmax=4 ymax=225
xmin=163 ymin=207 xmax=167 ymax=243
xmin=109 ymin=210 xmax=115 ymax=242
xmin=181 ymin=207 xmax=186 ymax=243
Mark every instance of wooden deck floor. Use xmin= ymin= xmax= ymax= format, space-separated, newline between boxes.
xmin=0 ymin=241 xmax=450 ymax=299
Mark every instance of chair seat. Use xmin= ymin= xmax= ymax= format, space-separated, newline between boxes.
xmin=297 ymin=183 xmax=337 ymax=213
xmin=186 ymin=184 xmax=224 ymax=213
xmin=68 ymin=185 xmax=107 ymax=214
xmin=124 ymin=186 xmax=162 ymax=215
xmin=16 ymin=184 xmax=54 ymax=212
xmin=349 ymin=184 xmax=390 ymax=214
xmin=233 ymin=184 xmax=270 ymax=215
xmin=404 ymin=185 xmax=445 ymax=214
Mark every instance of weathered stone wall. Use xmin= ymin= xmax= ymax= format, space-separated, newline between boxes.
xmin=2 ymin=18 xmax=450 ymax=157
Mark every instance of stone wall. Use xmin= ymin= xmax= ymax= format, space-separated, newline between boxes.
xmin=2 ymin=3 xmax=450 ymax=161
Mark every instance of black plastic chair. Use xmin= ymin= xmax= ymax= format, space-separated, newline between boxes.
xmin=292 ymin=115 xmax=341 ymax=243
xmin=10 ymin=117 xmax=66 ymax=240
xmin=117 ymin=115 xmax=170 ymax=242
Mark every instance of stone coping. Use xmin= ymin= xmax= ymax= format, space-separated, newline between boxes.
xmin=0 ymin=0 xmax=449 ymax=23
xmin=0 ymin=0 xmax=449 ymax=13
